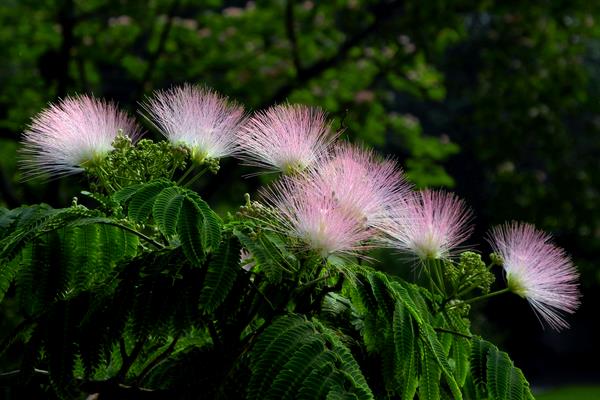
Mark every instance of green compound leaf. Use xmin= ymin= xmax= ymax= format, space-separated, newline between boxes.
xmin=10 ymin=222 xmax=139 ymax=317
xmin=124 ymin=179 xmax=174 ymax=224
xmin=297 ymin=362 xmax=345 ymax=400
xmin=265 ymin=337 xmax=332 ymax=400
xmin=470 ymin=338 xmax=534 ymax=400
xmin=183 ymin=190 xmax=222 ymax=253
xmin=152 ymin=186 xmax=184 ymax=238
xmin=451 ymin=335 xmax=471 ymax=386
xmin=0 ymin=205 xmax=99 ymax=265
xmin=247 ymin=315 xmax=316 ymax=400
xmin=234 ymin=228 xmax=283 ymax=283
xmin=116 ymin=180 xmax=223 ymax=264
xmin=420 ymin=344 xmax=442 ymax=400
xmin=393 ymin=301 xmax=418 ymax=399
xmin=177 ymin=198 xmax=206 ymax=265
xmin=112 ymin=182 xmax=144 ymax=204
xmin=247 ymin=315 xmax=374 ymax=400
xmin=199 ymin=235 xmax=241 ymax=313
xmin=0 ymin=256 xmax=21 ymax=303
xmin=421 ymin=323 xmax=462 ymax=400
xmin=470 ymin=337 xmax=493 ymax=395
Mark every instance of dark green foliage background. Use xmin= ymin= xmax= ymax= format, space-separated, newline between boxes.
xmin=0 ymin=0 xmax=598 ymax=391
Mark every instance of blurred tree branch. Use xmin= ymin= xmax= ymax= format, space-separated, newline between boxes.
xmin=139 ymin=0 xmax=182 ymax=96
xmin=266 ymin=0 xmax=404 ymax=106
xmin=285 ymin=0 xmax=302 ymax=73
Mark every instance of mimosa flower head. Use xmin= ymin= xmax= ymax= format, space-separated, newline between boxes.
xmin=236 ymin=104 xmax=337 ymax=174
xmin=311 ymin=143 xmax=412 ymax=230
xmin=488 ymin=222 xmax=580 ymax=330
xmin=142 ymin=84 xmax=245 ymax=163
xmin=384 ymin=190 xmax=473 ymax=260
xmin=20 ymin=95 xmax=141 ymax=179
xmin=264 ymin=176 xmax=372 ymax=258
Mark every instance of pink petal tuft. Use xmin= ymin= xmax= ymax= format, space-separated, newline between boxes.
xmin=488 ymin=222 xmax=580 ymax=330
xmin=142 ymin=84 xmax=245 ymax=160
xmin=20 ymin=95 xmax=140 ymax=179
xmin=308 ymin=143 xmax=412 ymax=232
xmin=236 ymin=104 xmax=337 ymax=173
xmin=383 ymin=190 xmax=473 ymax=260
xmin=263 ymin=175 xmax=373 ymax=257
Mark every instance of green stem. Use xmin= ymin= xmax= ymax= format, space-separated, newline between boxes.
xmin=176 ymin=164 xmax=196 ymax=185
xmin=109 ymin=222 xmax=165 ymax=249
xmin=434 ymin=327 xmax=472 ymax=339
xmin=294 ymin=273 xmax=332 ymax=294
xmin=454 ymin=271 xmax=491 ymax=298
xmin=421 ymin=260 xmax=442 ymax=295
xmin=313 ymin=261 xmax=326 ymax=280
xmin=463 ymin=287 xmax=511 ymax=304
xmin=98 ymin=165 xmax=120 ymax=192
xmin=304 ymin=274 xmax=345 ymax=314
xmin=183 ymin=167 xmax=209 ymax=187
xmin=432 ymin=258 xmax=446 ymax=294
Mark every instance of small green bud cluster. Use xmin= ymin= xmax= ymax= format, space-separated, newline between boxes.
xmin=445 ymin=299 xmax=471 ymax=316
xmin=444 ymin=251 xmax=495 ymax=296
xmin=85 ymin=134 xmax=189 ymax=192
xmin=489 ymin=252 xmax=503 ymax=267
xmin=237 ymin=193 xmax=279 ymax=222
xmin=202 ymin=157 xmax=221 ymax=174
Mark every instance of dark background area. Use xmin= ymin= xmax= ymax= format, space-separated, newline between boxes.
xmin=1 ymin=0 xmax=598 ymax=392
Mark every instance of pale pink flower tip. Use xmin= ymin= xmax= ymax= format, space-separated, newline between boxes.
xmin=310 ymin=143 xmax=412 ymax=231
xmin=384 ymin=190 xmax=473 ymax=260
xmin=265 ymin=176 xmax=372 ymax=258
xmin=142 ymin=84 xmax=245 ymax=162
xmin=488 ymin=222 xmax=580 ymax=330
xmin=236 ymin=104 xmax=337 ymax=174
xmin=20 ymin=95 xmax=140 ymax=179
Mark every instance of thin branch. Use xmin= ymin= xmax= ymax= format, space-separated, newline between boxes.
xmin=301 ymin=274 xmax=345 ymax=314
xmin=293 ymin=273 xmax=333 ymax=294
xmin=462 ymin=288 xmax=511 ymax=305
xmin=137 ymin=334 xmax=180 ymax=385
xmin=0 ymin=368 xmax=165 ymax=397
xmin=108 ymin=222 xmax=165 ymax=249
xmin=117 ymin=337 xmax=146 ymax=380
xmin=0 ymin=368 xmax=48 ymax=380
xmin=247 ymin=275 xmax=276 ymax=311
xmin=119 ymin=337 xmax=128 ymax=362
xmin=433 ymin=327 xmax=472 ymax=340
xmin=207 ymin=319 xmax=221 ymax=348
xmin=239 ymin=309 xmax=285 ymax=350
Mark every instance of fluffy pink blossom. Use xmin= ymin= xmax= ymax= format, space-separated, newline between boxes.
xmin=236 ymin=104 xmax=337 ymax=174
xmin=240 ymin=249 xmax=255 ymax=271
xmin=488 ymin=222 xmax=580 ymax=330
xmin=142 ymin=84 xmax=245 ymax=162
xmin=20 ymin=95 xmax=140 ymax=178
xmin=310 ymin=143 xmax=412 ymax=231
xmin=384 ymin=190 xmax=473 ymax=260
xmin=264 ymin=176 xmax=372 ymax=258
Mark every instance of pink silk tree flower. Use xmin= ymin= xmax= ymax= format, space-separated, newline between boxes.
xmin=20 ymin=95 xmax=140 ymax=179
xmin=142 ymin=84 xmax=245 ymax=162
xmin=240 ymin=249 xmax=255 ymax=271
xmin=488 ymin=222 xmax=580 ymax=330
xmin=236 ymin=104 xmax=337 ymax=174
xmin=310 ymin=143 xmax=412 ymax=231
xmin=384 ymin=190 xmax=473 ymax=260
xmin=264 ymin=176 xmax=373 ymax=258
